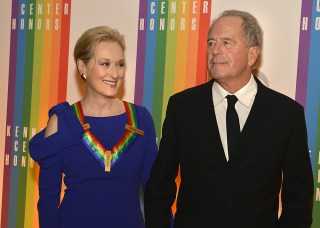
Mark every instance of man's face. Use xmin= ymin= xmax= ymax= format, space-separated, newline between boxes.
xmin=207 ymin=16 xmax=258 ymax=87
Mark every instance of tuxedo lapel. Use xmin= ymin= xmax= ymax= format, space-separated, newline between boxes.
xmin=229 ymin=77 xmax=272 ymax=163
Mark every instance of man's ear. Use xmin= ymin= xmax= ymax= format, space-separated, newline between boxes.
xmin=248 ymin=46 xmax=260 ymax=67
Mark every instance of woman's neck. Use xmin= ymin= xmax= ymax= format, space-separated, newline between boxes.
xmin=80 ymin=96 xmax=125 ymax=117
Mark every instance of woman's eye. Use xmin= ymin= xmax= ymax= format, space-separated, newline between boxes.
xmin=116 ymin=62 xmax=125 ymax=68
xmin=102 ymin=62 xmax=110 ymax=67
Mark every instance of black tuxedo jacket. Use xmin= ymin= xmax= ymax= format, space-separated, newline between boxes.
xmin=145 ymin=78 xmax=314 ymax=228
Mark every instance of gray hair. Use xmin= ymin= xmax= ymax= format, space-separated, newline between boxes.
xmin=209 ymin=10 xmax=263 ymax=49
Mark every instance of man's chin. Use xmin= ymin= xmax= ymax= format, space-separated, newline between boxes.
xmin=209 ymin=70 xmax=226 ymax=80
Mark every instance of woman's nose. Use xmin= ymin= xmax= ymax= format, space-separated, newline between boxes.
xmin=108 ymin=65 xmax=118 ymax=79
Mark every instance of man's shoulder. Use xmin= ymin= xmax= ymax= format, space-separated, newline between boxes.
xmin=257 ymin=80 xmax=303 ymax=110
xmin=166 ymin=80 xmax=213 ymax=112
xmin=172 ymin=80 xmax=213 ymax=100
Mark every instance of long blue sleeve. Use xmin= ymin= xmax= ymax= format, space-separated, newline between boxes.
xmin=29 ymin=129 xmax=62 ymax=228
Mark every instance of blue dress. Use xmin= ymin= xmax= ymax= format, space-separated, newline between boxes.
xmin=29 ymin=102 xmax=158 ymax=228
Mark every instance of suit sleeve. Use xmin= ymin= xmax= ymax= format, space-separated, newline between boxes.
xmin=279 ymin=105 xmax=314 ymax=227
xmin=144 ymin=97 xmax=179 ymax=228
xmin=140 ymin=107 xmax=158 ymax=192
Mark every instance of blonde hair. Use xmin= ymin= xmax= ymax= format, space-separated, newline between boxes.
xmin=73 ymin=26 xmax=126 ymax=65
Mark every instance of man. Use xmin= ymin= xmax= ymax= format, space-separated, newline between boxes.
xmin=144 ymin=10 xmax=314 ymax=228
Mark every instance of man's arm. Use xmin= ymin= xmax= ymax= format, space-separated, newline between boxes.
xmin=144 ymin=97 xmax=179 ymax=228
xmin=279 ymin=105 xmax=314 ymax=227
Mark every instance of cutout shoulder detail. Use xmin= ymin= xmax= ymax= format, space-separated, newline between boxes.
xmin=45 ymin=114 xmax=58 ymax=138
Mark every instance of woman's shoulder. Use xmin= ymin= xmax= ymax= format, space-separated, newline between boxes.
xmin=46 ymin=101 xmax=82 ymax=137
xmin=49 ymin=101 xmax=83 ymax=132
xmin=29 ymin=101 xmax=84 ymax=163
xmin=124 ymin=101 xmax=155 ymax=132
xmin=49 ymin=101 xmax=72 ymax=117
xmin=124 ymin=101 xmax=150 ymax=118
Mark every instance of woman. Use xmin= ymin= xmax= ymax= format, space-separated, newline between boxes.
xmin=29 ymin=26 xmax=158 ymax=228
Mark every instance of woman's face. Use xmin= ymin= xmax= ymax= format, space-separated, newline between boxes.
xmin=84 ymin=41 xmax=125 ymax=99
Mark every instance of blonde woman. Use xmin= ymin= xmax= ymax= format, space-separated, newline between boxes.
xmin=30 ymin=26 xmax=157 ymax=228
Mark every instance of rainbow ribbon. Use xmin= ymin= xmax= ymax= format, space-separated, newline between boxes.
xmin=72 ymin=101 xmax=140 ymax=170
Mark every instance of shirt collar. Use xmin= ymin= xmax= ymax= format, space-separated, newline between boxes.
xmin=212 ymin=75 xmax=257 ymax=108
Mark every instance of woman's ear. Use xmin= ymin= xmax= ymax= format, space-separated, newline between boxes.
xmin=76 ymin=59 xmax=86 ymax=74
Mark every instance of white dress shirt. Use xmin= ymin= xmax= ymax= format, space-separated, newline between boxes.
xmin=212 ymin=76 xmax=257 ymax=161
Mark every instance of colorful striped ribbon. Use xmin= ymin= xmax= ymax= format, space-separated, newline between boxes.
xmin=72 ymin=101 xmax=140 ymax=171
